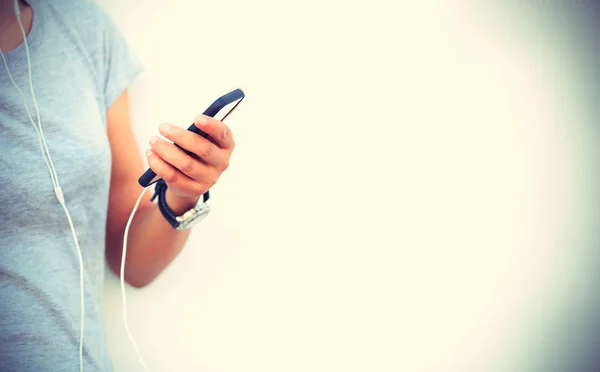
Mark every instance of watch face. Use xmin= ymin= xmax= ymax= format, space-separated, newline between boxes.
xmin=175 ymin=203 xmax=211 ymax=231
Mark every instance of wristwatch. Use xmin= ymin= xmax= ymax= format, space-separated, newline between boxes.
xmin=151 ymin=179 xmax=211 ymax=230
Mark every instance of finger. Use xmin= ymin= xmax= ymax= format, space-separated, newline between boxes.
xmin=145 ymin=149 xmax=206 ymax=196
xmin=193 ymin=115 xmax=235 ymax=150
xmin=149 ymin=136 xmax=209 ymax=181
xmin=158 ymin=123 xmax=224 ymax=167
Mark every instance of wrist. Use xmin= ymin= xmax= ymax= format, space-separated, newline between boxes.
xmin=152 ymin=181 xmax=211 ymax=231
xmin=164 ymin=188 xmax=199 ymax=215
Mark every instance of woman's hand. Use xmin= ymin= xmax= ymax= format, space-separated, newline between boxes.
xmin=146 ymin=115 xmax=235 ymax=209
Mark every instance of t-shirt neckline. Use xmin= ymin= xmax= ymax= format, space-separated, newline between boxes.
xmin=3 ymin=0 xmax=41 ymax=63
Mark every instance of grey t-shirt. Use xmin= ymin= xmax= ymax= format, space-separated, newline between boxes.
xmin=0 ymin=0 xmax=142 ymax=370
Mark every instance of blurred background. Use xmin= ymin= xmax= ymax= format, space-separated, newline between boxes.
xmin=98 ymin=1 xmax=600 ymax=371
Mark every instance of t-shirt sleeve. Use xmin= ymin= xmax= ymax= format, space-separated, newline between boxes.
xmin=100 ymin=7 xmax=143 ymax=110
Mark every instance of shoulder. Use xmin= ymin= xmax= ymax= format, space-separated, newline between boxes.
xmin=33 ymin=0 xmax=126 ymax=55
xmin=40 ymin=0 xmax=124 ymax=45
xmin=33 ymin=0 xmax=142 ymax=106
xmin=41 ymin=0 xmax=114 ymax=28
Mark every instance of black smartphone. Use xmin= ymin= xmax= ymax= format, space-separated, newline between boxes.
xmin=138 ymin=88 xmax=245 ymax=187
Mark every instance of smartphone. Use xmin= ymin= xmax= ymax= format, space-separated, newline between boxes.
xmin=138 ymin=88 xmax=245 ymax=188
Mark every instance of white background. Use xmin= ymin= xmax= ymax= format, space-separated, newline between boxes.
xmin=99 ymin=1 xmax=599 ymax=371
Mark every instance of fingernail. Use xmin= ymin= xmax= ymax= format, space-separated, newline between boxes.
xmin=195 ymin=116 xmax=207 ymax=126
xmin=146 ymin=149 xmax=153 ymax=157
xmin=150 ymin=136 xmax=158 ymax=144
xmin=159 ymin=123 xmax=170 ymax=133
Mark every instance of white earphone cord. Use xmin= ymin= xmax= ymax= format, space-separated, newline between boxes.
xmin=15 ymin=2 xmax=61 ymax=191
xmin=3 ymin=2 xmax=85 ymax=370
xmin=2 ymin=1 xmax=150 ymax=370
xmin=122 ymin=188 xmax=151 ymax=372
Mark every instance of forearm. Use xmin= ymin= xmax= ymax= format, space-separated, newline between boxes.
xmin=107 ymin=188 xmax=196 ymax=288
xmin=104 ymin=91 xmax=234 ymax=288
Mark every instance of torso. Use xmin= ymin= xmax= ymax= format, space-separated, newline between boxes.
xmin=0 ymin=0 xmax=134 ymax=370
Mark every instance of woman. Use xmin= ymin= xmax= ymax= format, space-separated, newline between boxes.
xmin=0 ymin=0 xmax=236 ymax=370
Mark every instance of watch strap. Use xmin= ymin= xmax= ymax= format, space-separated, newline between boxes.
xmin=151 ymin=179 xmax=210 ymax=229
